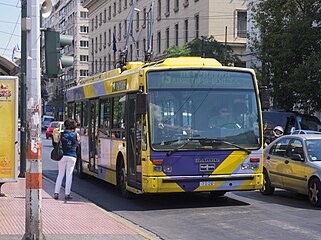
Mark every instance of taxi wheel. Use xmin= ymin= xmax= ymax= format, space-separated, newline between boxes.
xmin=308 ymin=178 xmax=321 ymax=207
xmin=260 ymin=169 xmax=275 ymax=195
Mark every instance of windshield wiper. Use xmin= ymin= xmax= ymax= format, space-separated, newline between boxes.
xmin=166 ymin=138 xmax=194 ymax=156
xmin=189 ymin=137 xmax=251 ymax=154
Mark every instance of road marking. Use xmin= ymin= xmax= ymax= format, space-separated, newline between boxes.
xmin=262 ymin=220 xmax=320 ymax=240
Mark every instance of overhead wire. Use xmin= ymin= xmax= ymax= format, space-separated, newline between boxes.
xmin=2 ymin=11 xmax=21 ymax=55
xmin=0 ymin=1 xmax=21 ymax=8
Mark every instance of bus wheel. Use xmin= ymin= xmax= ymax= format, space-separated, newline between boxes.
xmin=260 ymin=169 xmax=274 ymax=195
xmin=117 ymin=159 xmax=133 ymax=199
xmin=209 ymin=191 xmax=226 ymax=198
xmin=76 ymin=152 xmax=84 ymax=179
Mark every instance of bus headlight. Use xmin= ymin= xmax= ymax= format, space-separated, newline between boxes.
xmin=163 ymin=166 xmax=172 ymax=172
xmin=241 ymin=163 xmax=251 ymax=170
xmin=153 ymin=166 xmax=162 ymax=172
xmin=241 ymin=163 xmax=259 ymax=170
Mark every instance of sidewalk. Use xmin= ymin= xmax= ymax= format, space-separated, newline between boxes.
xmin=0 ymin=177 xmax=156 ymax=240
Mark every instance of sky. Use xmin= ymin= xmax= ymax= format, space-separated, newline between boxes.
xmin=0 ymin=0 xmax=21 ymax=61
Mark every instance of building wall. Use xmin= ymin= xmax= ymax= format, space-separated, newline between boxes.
xmin=83 ymin=0 xmax=248 ymax=75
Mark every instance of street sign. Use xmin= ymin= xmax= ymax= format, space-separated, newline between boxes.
xmin=0 ymin=76 xmax=19 ymax=182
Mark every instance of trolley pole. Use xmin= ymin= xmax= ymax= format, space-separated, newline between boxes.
xmin=22 ymin=0 xmax=44 ymax=239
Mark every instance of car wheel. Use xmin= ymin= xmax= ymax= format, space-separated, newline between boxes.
xmin=260 ymin=169 xmax=275 ymax=195
xmin=308 ymin=178 xmax=321 ymax=207
xmin=209 ymin=191 xmax=226 ymax=198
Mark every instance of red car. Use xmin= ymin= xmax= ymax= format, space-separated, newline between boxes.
xmin=46 ymin=121 xmax=63 ymax=139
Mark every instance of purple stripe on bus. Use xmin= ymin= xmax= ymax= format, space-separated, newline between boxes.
xmin=150 ymin=150 xmax=232 ymax=176
xmin=150 ymin=150 xmax=233 ymax=192
xmin=93 ymin=81 xmax=106 ymax=96
xmin=66 ymin=87 xmax=84 ymax=102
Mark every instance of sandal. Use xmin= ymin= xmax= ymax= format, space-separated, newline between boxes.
xmin=53 ymin=193 xmax=59 ymax=200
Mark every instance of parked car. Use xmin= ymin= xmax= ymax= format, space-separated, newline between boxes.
xmin=52 ymin=122 xmax=64 ymax=146
xmin=42 ymin=115 xmax=54 ymax=122
xmin=45 ymin=121 xmax=63 ymax=139
xmin=42 ymin=120 xmax=52 ymax=131
xmin=261 ymin=134 xmax=321 ymax=207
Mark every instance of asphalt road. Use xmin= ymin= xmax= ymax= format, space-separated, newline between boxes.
xmin=42 ymin=135 xmax=321 ymax=240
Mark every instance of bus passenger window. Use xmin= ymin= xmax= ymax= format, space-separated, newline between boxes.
xmin=100 ymin=98 xmax=111 ymax=137
xmin=75 ymin=102 xmax=82 ymax=126
xmin=83 ymin=101 xmax=89 ymax=135
xmin=113 ymin=96 xmax=125 ymax=129
xmin=67 ymin=102 xmax=75 ymax=119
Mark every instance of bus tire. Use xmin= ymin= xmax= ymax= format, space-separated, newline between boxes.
xmin=117 ymin=158 xmax=133 ymax=199
xmin=260 ymin=169 xmax=274 ymax=195
xmin=209 ymin=191 xmax=226 ymax=198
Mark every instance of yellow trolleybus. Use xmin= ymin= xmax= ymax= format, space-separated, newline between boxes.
xmin=65 ymin=57 xmax=263 ymax=197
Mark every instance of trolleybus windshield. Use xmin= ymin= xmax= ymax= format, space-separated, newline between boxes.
xmin=147 ymin=69 xmax=261 ymax=151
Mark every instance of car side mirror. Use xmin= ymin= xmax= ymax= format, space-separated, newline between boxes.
xmin=291 ymin=153 xmax=303 ymax=161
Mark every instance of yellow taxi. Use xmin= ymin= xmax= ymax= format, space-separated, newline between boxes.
xmin=51 ymin=122 xmax=64 ymax=147
xmin=261 ymin=134 xmax=321 ymax=207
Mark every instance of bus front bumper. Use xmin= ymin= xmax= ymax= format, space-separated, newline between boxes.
xmin=142 ymin=174 xmax=263 ymax=193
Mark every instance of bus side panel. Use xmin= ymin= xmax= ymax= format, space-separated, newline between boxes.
xmin=81 ymin=135 xmax=89 ymax=162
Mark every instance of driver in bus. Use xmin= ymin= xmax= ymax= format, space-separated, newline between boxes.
xmin=208 ymin=105 xmax=240 ymax=129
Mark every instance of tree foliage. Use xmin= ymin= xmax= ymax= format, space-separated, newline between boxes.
xmin=162 ymin=36 xmax=241 ymax=66
xmin=51 ymin=89 xmax=64 ymax=110
xmin=249 ymin=0 xmax=321 ymax=113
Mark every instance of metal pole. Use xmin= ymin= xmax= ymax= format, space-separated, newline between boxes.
xmin=23 ymin=0 xmax=44 ymax=239
xmin=19 ymin=0 xmax=27 ymax=178
xmin=224 ymin=26 xmax=227 ymax=65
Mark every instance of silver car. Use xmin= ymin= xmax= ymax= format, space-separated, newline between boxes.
xmin=261 ymin=134 xmax=321 ymax=207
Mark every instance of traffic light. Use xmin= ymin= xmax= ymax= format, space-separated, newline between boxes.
xmin=44 ymin=29 xmax=74 ymax=77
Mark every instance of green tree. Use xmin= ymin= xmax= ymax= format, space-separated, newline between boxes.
xmin=249 ymin=0 xmax=321 ymax=113
xmin=162 ymin=36 xmax=241 ymax=66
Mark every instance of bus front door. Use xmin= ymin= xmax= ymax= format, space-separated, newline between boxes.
xmin=126 ymin=94 xmax=142 ymax=189
xmin=89 ymin=99 xmax=99 ymax=173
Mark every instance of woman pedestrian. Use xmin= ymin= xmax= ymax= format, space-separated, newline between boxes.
xmin=53 ymin=118 xmax=80 ymax=200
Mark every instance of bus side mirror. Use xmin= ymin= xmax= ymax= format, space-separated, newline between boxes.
xmin=136 ymin=92 xmax=147 ymax=115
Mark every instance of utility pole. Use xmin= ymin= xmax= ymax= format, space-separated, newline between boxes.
xmin=22 ymin=0 xmax=44 ymax=239
xmin=19 ymin=0 xmax=27 ymax=178
xmin=224 ymin=26 xmax=228 ymax=65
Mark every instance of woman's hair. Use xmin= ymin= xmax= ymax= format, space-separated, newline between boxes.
xmin=64 ymin=118 xmax=77 ymax=130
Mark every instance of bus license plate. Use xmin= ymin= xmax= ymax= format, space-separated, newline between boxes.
xmin=200 ymin=181 xmax=215 ymax=187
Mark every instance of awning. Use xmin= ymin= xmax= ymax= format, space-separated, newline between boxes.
xmin=0 ymin=56 xmax=19 ymax=76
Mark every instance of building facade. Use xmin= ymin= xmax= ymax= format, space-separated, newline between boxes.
xmin=83 ymin=0 xmax=248 ymax=75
